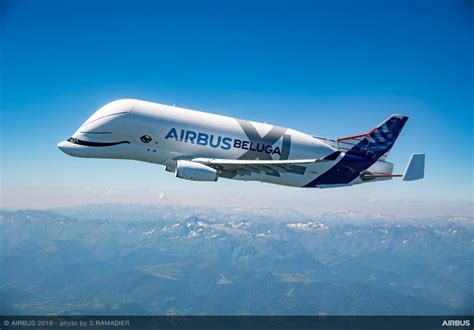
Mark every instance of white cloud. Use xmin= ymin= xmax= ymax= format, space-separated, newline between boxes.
xmin=84 ymin=187 xmax=97 ymax=195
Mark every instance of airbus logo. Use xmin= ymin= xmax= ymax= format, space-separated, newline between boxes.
xmin=442 ymin=320 xmax=471 ymax=327
xmin=164 ymin=128 xmax=282 ymax=155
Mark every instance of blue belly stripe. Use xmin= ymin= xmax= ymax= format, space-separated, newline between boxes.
xmin=304 ymin=152 xmax=375 ymax=187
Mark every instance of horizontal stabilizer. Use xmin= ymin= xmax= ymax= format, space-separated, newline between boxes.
xmin=403 ymin=154 xmax=425 ymax=181
xmin=360 ymin=173 xmax=402 ymax=179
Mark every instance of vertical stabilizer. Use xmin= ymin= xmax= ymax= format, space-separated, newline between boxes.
xmin=338 ymin=115 xmax=409 ymax=161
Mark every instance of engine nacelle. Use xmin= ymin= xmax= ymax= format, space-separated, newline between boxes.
xmin=175 ymin=160 xmax=218 ymax=182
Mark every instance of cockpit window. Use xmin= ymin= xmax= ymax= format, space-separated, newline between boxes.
xmin=67 ymin=137 xmax=130 ymax=147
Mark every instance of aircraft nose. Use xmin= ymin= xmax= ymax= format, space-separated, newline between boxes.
xmin=57 ymin=140 xmax=74 ymax=155
xmin=58 ymin=141 xmax=66 ymax=150
xmin=57 ymin=140 xmax=67 ymax=151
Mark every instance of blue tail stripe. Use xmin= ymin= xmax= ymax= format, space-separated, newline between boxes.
xmin=304 ymin=115 xmax=408 ymax=187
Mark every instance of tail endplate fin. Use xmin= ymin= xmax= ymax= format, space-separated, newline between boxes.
xmin=403 ymin=153 xmax=425 ymax=181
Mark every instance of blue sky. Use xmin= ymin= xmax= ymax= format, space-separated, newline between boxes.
xmin=1 ymin=0 xmax=472 ymax=216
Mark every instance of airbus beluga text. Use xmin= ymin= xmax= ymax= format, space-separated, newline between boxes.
xmin=58 ymin=99 xmax=425 ymax=188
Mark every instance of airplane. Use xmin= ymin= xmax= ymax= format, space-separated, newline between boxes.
xmin=57 ymin=99 xmax=425 ymax=188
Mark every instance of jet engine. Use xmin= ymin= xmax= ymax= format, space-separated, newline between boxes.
xmin=176 ymin=160 xmax=218 ymax=181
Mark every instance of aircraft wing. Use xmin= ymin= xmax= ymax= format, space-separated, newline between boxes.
xmin=191 ymin=151 xmax=341 ymax=177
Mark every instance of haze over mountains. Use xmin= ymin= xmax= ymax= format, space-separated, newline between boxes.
xmin=1 ymin=204 xmax=472 ymax=315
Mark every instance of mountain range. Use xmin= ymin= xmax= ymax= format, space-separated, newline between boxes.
xmin=0 ymin=204 xmax=472 ymax=315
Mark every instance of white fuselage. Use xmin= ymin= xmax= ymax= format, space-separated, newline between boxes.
xmin=58 ymin=99 xmax=394 ymax=187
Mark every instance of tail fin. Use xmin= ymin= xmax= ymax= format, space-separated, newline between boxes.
xmin=337 ymin=114 xmax=409 ymax=160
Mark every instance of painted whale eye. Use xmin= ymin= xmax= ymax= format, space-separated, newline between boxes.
xmin=140 ymin=135 xmax=152 ymax=143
